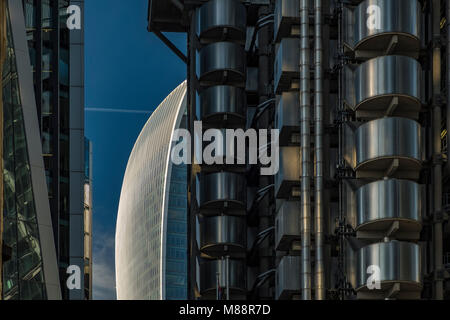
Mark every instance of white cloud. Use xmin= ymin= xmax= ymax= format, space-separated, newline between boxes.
xmin=92 ymin=228 xmax=117 ymax=300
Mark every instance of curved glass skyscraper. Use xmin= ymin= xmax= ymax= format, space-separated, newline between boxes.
xmin=115 ymin=81 xmax=187 ymax=300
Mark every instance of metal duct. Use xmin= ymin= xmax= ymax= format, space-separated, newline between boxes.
xmin=356 ymin=179 xmax=422 ymax=239
xmin=200 ymin=259 xmax=246 ymax=297
xmin=299 ymin=0 xmax=311 ymax=300
xmin=346 ymin=0 xmax=421 ymax=55
xmin=198 ymin=41 xmax=246 ymax=83
xmin=196 ymin=0 xmax=247 ymax=42
xmin=356 ymin=241 xmax=422 ymax=299
xmin=447 ymin=2 xmax=450 ymax=177
xmin=198 ymin=85 xmax=246 ymax=125
xmin=314 ymin=0 xmax=325 ymax=300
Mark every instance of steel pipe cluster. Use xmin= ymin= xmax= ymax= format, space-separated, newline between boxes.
xmin=195 ymin=0 xmax=247 ymax=300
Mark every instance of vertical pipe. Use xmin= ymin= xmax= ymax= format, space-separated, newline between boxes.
xmin=226 ymin=256 xmax=230 ymax=300
xmin=432 ymin=0 xmax=443 ymax=300
xmin=447 ymin=0 xmax=450 ymax=177
xmin=314 ymin=0 xmax=325 ymax=300
xmin=216 ymin=272 xmax=220 ymax=300
xmin=300 ymin=0 xmax=311 ymax=300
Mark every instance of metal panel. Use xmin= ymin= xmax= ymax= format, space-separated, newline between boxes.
xmin=356 ymin=241 xmax=422 ymax=298
xmin=356 ymin=179 xmax=422 ymax=238
xmin=274 ymin=38 xmax=299 ymax=93
xmin=198 ymin=215 xmax=246 ymax=257
xmin=275 ymin=201 xmax=301 ymax=251
xmin=355 ymin=117 xmax=423 ymax=177
xmin=275 ymin=92 xmax=300 ymax=146
xmin=276 ymin=256 xmax=301 ymax=299
xmin=196 ymin=0 xmax=246 ymax=42
xmin=345 ymin=0 xmax=421 ymax=55
xmin=200 ymin=259 xmax=246 ymax=296
xmin=198 ymin=86 xmax=246 ymax=125
xmin=197 ymin=171 xmax=246 ymax=212
xmin=274 ymin=0 xmax=299 ymax=42
xmin=350 ymin=55 xmax=422 ymax=119
xmin=275 ymin=147 xmax=301 ymax=199
xmin=197 ymin=42 xmax=246 ymax=83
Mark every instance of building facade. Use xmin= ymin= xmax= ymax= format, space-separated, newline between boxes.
xmin=147 ymin=0 xmax=450 ymax=300
xmin=115 ymin=81 xmax=188 ymax=300
xmin=0 ymin=0 xmax=87 ymax=300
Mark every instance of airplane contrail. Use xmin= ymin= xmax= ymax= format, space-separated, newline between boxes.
xmin=85 ymin=107 xmax=152 ymax=114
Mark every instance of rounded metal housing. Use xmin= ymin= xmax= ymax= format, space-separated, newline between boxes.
xmin=356 ymin=179 xmax=422 ymax=234
xmin=196 ymin=0 xmax=247 ymax=42
xmin=200 ymin=259 xmax=246 ymax=296
xmin=354 ymin=55 xmax=422 ymax=116
xmin=197 ymin=171 xmax=246 ymax=212
xmin=198 ymin=42 xmax=246 ymax=83
xmin=356 ymin=241 xmax=421 ymax=294
xmin=352 ymin=0 xmax=421 ymax=54
xmin=199 ymin=215 xmax=246 ymax=257
xmin=198 ymin=86 xmax=246 ymax=125
xmin=355 ymin=117 xmax=422 ymax=174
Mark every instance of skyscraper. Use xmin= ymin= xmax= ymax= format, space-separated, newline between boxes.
xmin=115 ymin=81 xmax=188 ymax=300
xmin=0 ymin=0 xmax=87 ymax=300
xmin=147 ymin=0 xmax=450 ymax=300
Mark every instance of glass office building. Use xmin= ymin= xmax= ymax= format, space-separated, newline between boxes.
xmin=21 ymin=0 xmax=86 ymax=299
xmin=115 ymin=81 xmax=188 ymax=300
xmin=1 ymin=0 xmax=61 ymax=299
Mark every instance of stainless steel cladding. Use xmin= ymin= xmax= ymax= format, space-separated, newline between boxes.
xmin=200 ymin=259 xmax=246 ymax=296
xmin=346 ymin=0 xmax=421 ymax=54
xmin=275 ymin=92 xmax=300 ymax=146
xmin=350 ymin=55 xmax=422 ymax=118
xmin=276 ymin=256 xmax=302 ymax=299
xmin=198 ymin=42 xmax=246 ymax=83
xmin=356 ymin=179 xmax=422 ymax=238
xmin=199 ymin=86 xmax=246 ymax=125
xmin=356 ymin=241 xmax=422 ymax=299
xmin=355 ymin=117 xmax=423 ymax=176
xmin=275 ymin=147 xmax=301 ymax=199
xmin=274 ymin=0 xmax=299 ymax=42
xmin=196 ymin=0 xmax=247 ymax=42
xmin=198 ymin=215 xmax=246 ymax=257
xmin=274 ymin=38 xmax=299 ymax=93
xmin=275 ymin=201 xmax=301 ymax=251
xmin=197 ymin=171 xmax=246 ymax=212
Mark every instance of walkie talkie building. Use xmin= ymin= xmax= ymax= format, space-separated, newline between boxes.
xmin=141 ymin=0 xmax=450 ymax=300
xmin=115 ymin=81 xmax=188 ymax=300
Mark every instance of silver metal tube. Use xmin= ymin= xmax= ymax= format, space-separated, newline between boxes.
xmin=432 ymin=0 xmax=443 ymax=300
xmin=300 ymin=0 xmax=311 ymax=300
xmin=226 ymin=256 xmax=230 ymax=300
xmin=314 ymin=0 xmax=325 ymax=300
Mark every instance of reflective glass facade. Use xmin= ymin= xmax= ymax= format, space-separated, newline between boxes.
xmin=2 ymin=5 xmax=46 ymax=300
xmin=21 ymin=0 xmax=85 ymax=299
xmin=115 ymin=81 xmax=187 ymax=300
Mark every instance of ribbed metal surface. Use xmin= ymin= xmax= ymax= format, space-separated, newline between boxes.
xmin=276 ymin=256 xmax=301 ymax=299
xmin=349 ymin=0 xmax=421 ymax=53
xmin=355 ymin=117 xmax=422 ymax=170
xmin=197 ymin=171 xmax=246 ymax=211
xmin=275 ymin=201 xmax=301 ymax=251
xmin=352 ymin=55 xmax=422 ymax=116
xmin=196 ymin=0 xmax=246 ymax=42
xmin=199 ymin=85 xmax=246 ymax=125
xmin=356 ymin=241 xmax=421 ymax=293
xmin=200 ymin=259 xmax=246 ymax=295
xmin=199 ymin=215 xmax=246 ymax=256
xmin=356 ymin=179 xmax=422 ymax=233
xmin=198 ymin=42 xmax=246 ymax=83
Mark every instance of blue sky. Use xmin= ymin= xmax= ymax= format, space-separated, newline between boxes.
xmin=85 ymin=0 xmax=186 ymax=299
